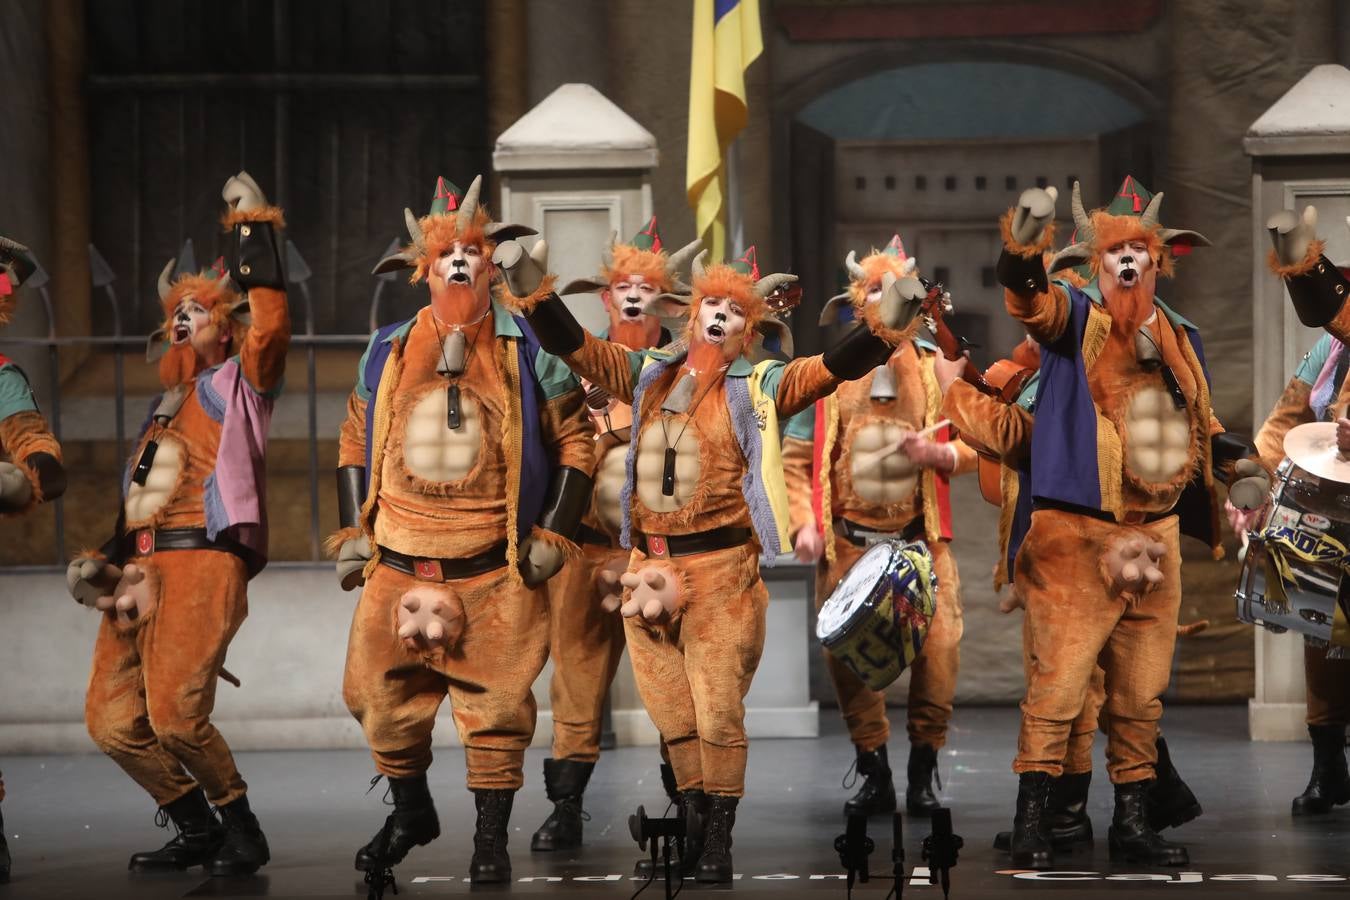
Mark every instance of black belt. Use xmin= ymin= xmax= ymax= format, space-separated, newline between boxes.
xmin=1032 ymin=498 xmax=1174 ymax=525
xmin=122 ymin=527 xmax=249 ymax=561
xmin=578 ymin=523 xmax=617 ymax=548
xmin=834 ymin=516 xmax=924 ymax=548
xmin=637 ymin=525 xmax=751 ymax=559
xmin=377 ymin=541 xmax=508 ymax=581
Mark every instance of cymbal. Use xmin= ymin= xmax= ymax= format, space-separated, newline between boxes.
xmin=1284 ymin=422 xmax=1350 ymax=483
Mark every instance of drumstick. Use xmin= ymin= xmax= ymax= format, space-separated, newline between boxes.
xmin=852 ymin=420 xmax=954 ymax=474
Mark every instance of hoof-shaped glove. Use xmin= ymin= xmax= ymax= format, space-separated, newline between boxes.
xmin=1266 ymin=205 xmax=1318 ymax=268
xmin=518 ymin=532 xmax=566 ymax=587
xmin=492 ymin=239 xmax=550 ymax=298
xmin=1009 ymin=186 xmax=1058 ymax=246
xmin=337 ymin=533 xmax=373 ymax=591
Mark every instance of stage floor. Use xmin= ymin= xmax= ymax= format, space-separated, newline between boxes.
xmin=2 ymin=706 xmax=1347 ymax=898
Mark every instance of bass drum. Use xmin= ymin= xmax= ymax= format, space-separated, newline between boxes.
xmin=816 ymin=540 xmax=939 ymax=691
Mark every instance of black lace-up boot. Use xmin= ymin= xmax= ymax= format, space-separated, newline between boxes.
xmin=1108 ymin=780 xmax=1188 ymax=865
xmin=354 ymin=774 xmax=441 ymax=871
xmin=905 ymin=743 xmax=942 ymax=815
xmin=530 ymin=759 xmax=594 ymax=851
xmin=843 ymin=744 xmax=897 ymax=817
xmin=1009 ymin=772 xmax=1054 ymax=869
xmin=209 ymin=795 xmax=270 ymax=876
xmin=469 ymin=789 xmax=515 ymax=883
xmin=128 ymin=788 xmax=225 ymax=871
xmin=695 ymin=794 xmax=738 ymax=883
xmin=995 ymin=770 xmax=1093 ymax=852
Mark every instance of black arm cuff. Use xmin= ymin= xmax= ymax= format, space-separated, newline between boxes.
xmin=1211 ymin=432 xmax=1257 ymax=484
xmin=24 ymin=452 xmax=66 ymax=501
xmin=536 ymin=465 xmax=593 ymax=542
xmin=1284 ymin=255 xmax=1350 ymax=328
xmin=230 ymin=221 xmax=285 ymax=291
xmin=524 ymin=294 xmax=586 ymax=357
xmin=337 ymin=465 xmax=366 ymax=529
xmin=823 ymin=323 xmax=894 ymax=381
xmin=996 ymin=248 xmax=1048 ymax=295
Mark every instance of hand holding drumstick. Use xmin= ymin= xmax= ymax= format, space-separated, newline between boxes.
xmin=852 ymin=420 xmax=957 ymax=474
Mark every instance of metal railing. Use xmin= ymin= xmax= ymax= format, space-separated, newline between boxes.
xmin=0 ymin=239 xmax=401 ymax=569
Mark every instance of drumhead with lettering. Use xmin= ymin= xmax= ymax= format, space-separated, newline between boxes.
xmin=816 ymin=542 xmax=895 ymax=642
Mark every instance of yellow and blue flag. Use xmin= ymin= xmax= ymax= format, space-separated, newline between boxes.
xmin=687 ymin=0 xmax=762 ymax=263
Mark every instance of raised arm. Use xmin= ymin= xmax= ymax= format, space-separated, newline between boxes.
xmin=223 ymin=174 xmax=290 ymax=394
xmin=997 ymin=187 xmax=1070 ymax=345
xmin=942 ymin=379 xmax=1034 ymax=467
xmin=1267 ymin=206 xmax=1350 ymax=342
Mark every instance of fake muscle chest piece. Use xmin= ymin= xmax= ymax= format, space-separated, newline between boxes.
xmin=124 ymin=385 xmax=217 ymax=527
xmin=635 ymin=411 xmax=703 ymax=512
xmin=840 ymin=351 xmax=926 ymax=509
xmin=1091 ymin=312 xmax=1201 ymax=491
xmin=124 ymin=436 xmax=184 ymax=522
xmin=402 ymin=384 xmax=483 ymax=483
xmin=593 ymin=441 xmax=629 ymax=532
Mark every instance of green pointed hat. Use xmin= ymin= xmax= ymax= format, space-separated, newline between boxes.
xmin=429 ymin=176 xmax=463 ymax=216
xmin=1105 ymin=175 xmax=1154 ymax=217
xmin=630 ymin=216 xmax=663 ymax=253
xmin=728 ymin=246 xmax=760 ymax=278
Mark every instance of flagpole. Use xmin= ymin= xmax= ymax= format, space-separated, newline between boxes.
xmin=726 ymin=136 xmax=744 ymax=260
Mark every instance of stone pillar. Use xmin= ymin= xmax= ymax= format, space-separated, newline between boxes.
xmin=493 ymin=83 xmax=658 ymax=335
xmin=1243 ymin=63 xmax=1350 ymax=740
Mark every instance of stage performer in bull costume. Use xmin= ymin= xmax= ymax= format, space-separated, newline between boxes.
xmin=941 ymin=327 xmax=1201 ymax=854
xmin=528 ymin=218 xmax=698 ymax=852
xmin=495 ymin=238 xmax=923 ymax=882
xmin=780 ymin=236 xmax=976 ymax=819
xmin=990 ymin=176 xmax=1268 ymax=868
xmin=64 ymin=173 xmax=286 ymax=876
xmin=0 ymin=236 xmax=68 ymax=884
xmin=1258 ymin=206 xmax=1350 ymax=816
xmin=330 ymin=176 xmax=594 ymax=884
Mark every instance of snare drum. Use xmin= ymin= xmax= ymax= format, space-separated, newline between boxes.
xmin=816 ymin=540 xmax=939 ymax=691
xmin=1235 ymin=459 xmax=1350 ymax=646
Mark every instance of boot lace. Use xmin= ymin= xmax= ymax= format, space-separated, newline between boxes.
xmin=841 ymin=758 xmax=860 ymax=790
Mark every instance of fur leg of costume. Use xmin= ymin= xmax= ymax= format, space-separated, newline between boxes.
xmin=343 ymin=562 xmax=549 ymax=789
xmin=545 ymin=545 xmax=627 ymax=762
xmin=623 ymin=543 xmax=767 ymax=798
xmin=1305 ymin=642 xmax=1350 ymax=727
xmin=1014 ymin=510 xmax=1181 ymax=784
xmin=84 ymin=550 xmax=249 ymax=806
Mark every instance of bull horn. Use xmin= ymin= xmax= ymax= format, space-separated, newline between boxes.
xmin=600 ymin=230 xmax=618 ymax=269
xmin=664 ymin=238 xmax=702 ymax=278
xmin=754 ymin=272 xmax=797 ymax=298
xmin=158 ymin=258 xmax=176 ymax=301
xmin=1139 ymin=191 xmax=1163 ymax=230
xmin=845 ymin=250 xmax=865 ymax=281
xmin=456 ymin=174 xmax=483 ymax=230
xmin=691 ymin=249 xmax=708 ymax=280
xmin=404 ymin=208 xmax=426 ymax=252
xmin=1071 ymin=180 xmax=1094 ymax=243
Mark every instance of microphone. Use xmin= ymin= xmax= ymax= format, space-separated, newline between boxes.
xmin=834 ymin=812 xmax=874 ymax=894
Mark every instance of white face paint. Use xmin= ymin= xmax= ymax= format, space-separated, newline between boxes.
xmin=431 ymin=240 xmax=489 ymax=289
xmin=171 ymin=296 xmax=212 ymax=346
xmin=1101 ymin=239 xmax=1154 ymax=290
xmin=606 ymin=273 xmax=659 ymax=321
xmin=696 ymin=295 xmax=747 ymax=349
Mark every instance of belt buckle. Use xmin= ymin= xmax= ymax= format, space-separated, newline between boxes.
xmin=414 ymin=558 xmax=444 ymax=581
xmin=134 ymin=528 xmax=155 ymax=556
xmin=647 ymin=535 xmax=670 ymax=559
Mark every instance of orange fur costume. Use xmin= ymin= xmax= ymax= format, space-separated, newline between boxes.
xmin=783 ymin=344 xmax=976 ymax=753
xmin=82 ymin=205 xmax=289 ymax=811
xmin=336 ymin=302 xmax=594 ymax=789
xmin=999 ymin=183 xmax=1235 ymax=790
